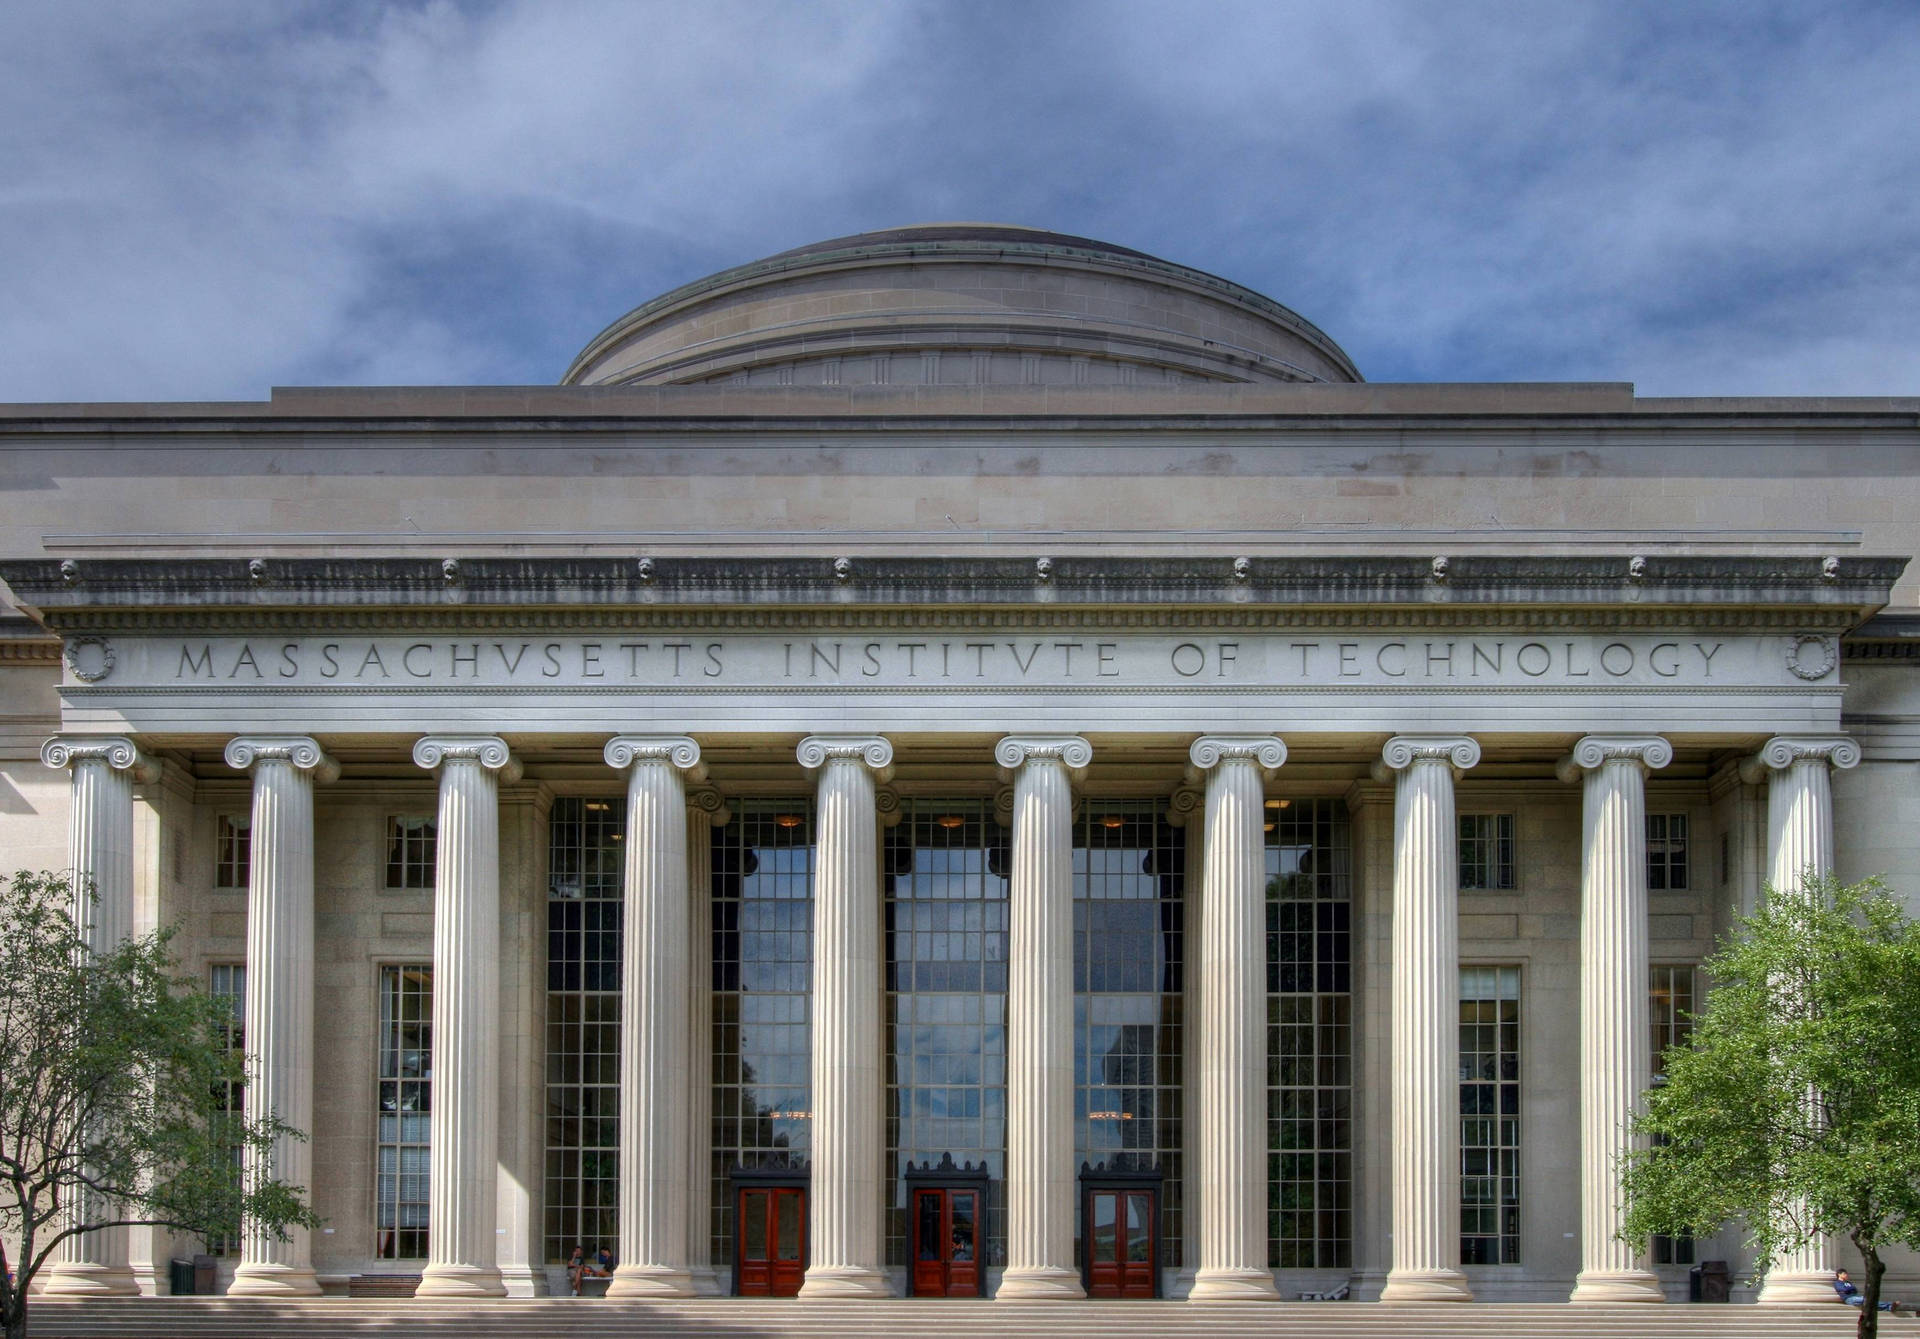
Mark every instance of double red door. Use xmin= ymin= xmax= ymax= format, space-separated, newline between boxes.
xmin=910 ymin=1188 xmax=981 ymax=1297
xmin=735 ymin=1186 xmax=805 ymax=1296
xmin=1085 ymin=1188 xmax=1156 ymax=1298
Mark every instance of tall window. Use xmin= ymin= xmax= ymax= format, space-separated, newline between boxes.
xmin=1646 ymin=814 xmax=1689 ymax=891
xmin=385 ymin=816 xmax=437 ymax=889
xmin=1649 ymin=965 xmax=1697 ymax=1265
xmin=1458 ymin=814 xmax=1515 ymax=891
xmin=215 ymin=815 xmax=250 ymax=889
xmin=1459 ymin=966 xmax=1521 ymax=1264
xmin=206 ymin=965 xmax=245 ymax=1255
xmin=884 ymin=800 xmax=1009 ymax=1268
xmin=545 ymin=797 xmax=624 ymax=1263
xmin=710 ymin=802 xmax=815 ymax=1267
xmin=1266 ymin=798 xmax=1352 ymax=1268
xmin=375 ymin=965 xmax=432 ymax=1259
xmin=1074 ymin=804 xmax=1184 ymax=1267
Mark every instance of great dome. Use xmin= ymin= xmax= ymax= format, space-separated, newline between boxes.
xmin=561 ymin=223 xmax=1362 ymax=388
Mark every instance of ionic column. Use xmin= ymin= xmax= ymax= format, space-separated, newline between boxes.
xmin=225 ymin=736 xmax=337 ymax=1298
xmin=413 ymin=736 xmax=520 ymax=1298
xmin=1188 ymin=736 xmax=1286 ymax=1300
xmin=39 ymin=736 xmax=156 ymax=1298
xmin=796 ymin=735 xmax=893 ymax=1298
xmin=602 ymin=737 xmax=704 ymax=1296
xmin=1746 ymin=736 xmax=1860 ymax=1305
xmin=1559 ymin=736 xmax=1671 ymax=1304
xmin=995 ymin=735 xmax=1092 ymax=1301
xmin=1377 ymin=735 xmax=1479 ymax=1304
xmin=686 ymin=787 xmax=730 ymax=1296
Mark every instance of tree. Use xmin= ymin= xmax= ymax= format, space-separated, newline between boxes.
xmin=1620 ymin=873 xmax=1920 ymax=1339
xmin=0 ymin=871 xmax=317 ymax=1339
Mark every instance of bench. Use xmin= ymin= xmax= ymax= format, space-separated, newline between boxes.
xmin=348 ymin=1274 xmax=420 ymax=1299
xmin=1298 ymin=1281 xmax=1351 ymax=1301
xmin=574 ymin=1274 xmax=613 ymax=1297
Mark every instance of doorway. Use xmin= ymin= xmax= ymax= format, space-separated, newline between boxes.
xmin=733 ymin=1183 xmax=806 ymax=1296
xmin=911 ymin=1187 xmax=982 ymax=1297
xmin=1079 ymin=1167 xmax=1160 ymax=1299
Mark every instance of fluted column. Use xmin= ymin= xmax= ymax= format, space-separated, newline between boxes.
xmin=1187 ymin=736 xmax=1286 ymax=1300
xmin=995 ymin=735 xmax=1092 ymax=1301
xmin=39 ymin=736 xmax=156 ymax=1297
xmin=1560 ymin=736 xmax=1671 ymax=1304
xmin=602 ymin=737 xmax=704 ymax=1296
xmin=224 ymin=736 xmax=337 ymax=1298
xmin=413 ymin=736 xmax=520 ymax=1298
xmin=686 ymin=787 xmax=730 ymax=1295
xmin=796 ymin=735 xmax=893 ymax=1298
xmin=1378 ymin=735 xmax=1479 ymax=1303
xmin=1747 ymin=736 xmax=1860 ymax=1305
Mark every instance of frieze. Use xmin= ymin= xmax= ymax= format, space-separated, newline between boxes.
xmin=69 ymin=630 xmax=1818 ymax=693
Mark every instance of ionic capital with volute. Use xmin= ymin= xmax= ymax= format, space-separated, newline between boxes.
xmin=1738 ymin=735 xmax=1862 ymax=785
xmin=994 ymin=734 xmax=1092 ymax=781
xmin=43 ymin=734 xmax=159 ymax=783
xmin=412 ymin=735 xmax=521 ymax=781
xmin=797 ymin=734 xmax=895 ymax=781
xmin=224 ymin=736 xmax=340 ymax=783
xmin=1373 ymin=734 xmax=1481 ymax=782
xmin=1186 ymin=734 xmax=1286 ymax=780
xmin=605 ymin=735 xmax=706 ymax=779
xmin=1555 ymin=735 xmax=1673 ymax=784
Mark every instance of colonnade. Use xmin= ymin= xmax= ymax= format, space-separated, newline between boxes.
xmin=37 ymin=729 xmax=1860 ymax=1302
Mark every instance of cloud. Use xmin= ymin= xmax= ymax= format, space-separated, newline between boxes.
xmin=1 ymin=0 xmax=1916 ymax=399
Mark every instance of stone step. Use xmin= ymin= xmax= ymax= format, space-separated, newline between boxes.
xmin=23 ymin=1298 xmax=1890 ymax=1339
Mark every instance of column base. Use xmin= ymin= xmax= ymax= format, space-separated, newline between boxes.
xmin=497 ymin=1263 xmax=550 ymax=1298
xmin=39 ymin=1261 xmax=141 ymax=1297
xmin=689 ymin=1265 xmax=727 ymax=1297
xmin=1380 ymin=1268 xmax=1473 ymax=1302
xmin=798 ymin=1265 xmax=890 ymax=1297
xmin=995 ymin=1265 xmax=1086 ymax=1300
xmin=1570 ymin=1268 xmax=1665 ymax=1303
xmin=415 ymin=1262 xmax=507 ymax=1298
xmin=1757 ymin=1269 xmax=1838 ymax=1304
xmin=227 ymin=1262 xmax=322 ymax=1298
xmin=1190 ymin=1267 xmax=1279 ymax=1301
xmin=608 ymin=1264 xmax=694 ymax=1297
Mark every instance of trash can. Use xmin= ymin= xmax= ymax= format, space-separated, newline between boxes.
xmin=1698 ymin=1260 xmax=1731 ymax=1303
xmin=192 ymin=1254 xmax=217 ymax=1296
xmin=169 ymin=1259 xmax=195 ymax=1295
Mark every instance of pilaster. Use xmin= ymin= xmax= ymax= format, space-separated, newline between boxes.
xmin=995 ymin=734 xmax=1092 ymax=1301
xmin=223 ymin=735 xmax=338 ymax=1299
xmin=1187 ymin=736 xmax=1286 ymax=1300
xmin=1559 ymin=736 xmax=1671 ymax=1304
xmin=1377 ymin=735 xmax=1479 ymax=1304
xmin=796 ymin=735 xmax=893 ymax=1298
xmin=413 ymin=736 xmax=520 ymax=1298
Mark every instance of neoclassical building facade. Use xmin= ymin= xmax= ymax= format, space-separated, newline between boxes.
xmin=2 ymin=225 xmax=1917 ymax=1306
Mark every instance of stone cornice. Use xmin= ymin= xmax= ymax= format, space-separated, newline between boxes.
xmin=4 ymin=554 xmax=1900 ymax=630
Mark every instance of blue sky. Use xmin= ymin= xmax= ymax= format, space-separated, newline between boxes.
xmin=3 ymin=0 xmax=1917 ymax=400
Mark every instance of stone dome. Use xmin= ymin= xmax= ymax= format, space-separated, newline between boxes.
xmin=561 ymin=223 xmax=1362 ymax=388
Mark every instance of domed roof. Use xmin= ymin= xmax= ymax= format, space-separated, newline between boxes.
xmin=562 ymin=223 xmax=1361 ymax=388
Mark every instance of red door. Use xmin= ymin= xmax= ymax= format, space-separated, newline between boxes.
xmin=910 ymin=1188 xmax=981 ymax=1297
xmin=1085 ymin=1188 xmax=1155 ymax=1298
xmin=735 ymin=1186 xmax=806 ymax=1296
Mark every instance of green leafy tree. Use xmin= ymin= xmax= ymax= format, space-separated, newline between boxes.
xmin=0 ymin=871 xmax=317 ymax=1339
xmin=1621 ymin=873 xmax=1920 ymax=1339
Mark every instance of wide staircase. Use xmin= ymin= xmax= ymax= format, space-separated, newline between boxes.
xmin=24 ymin=1298 xmax=1892 ymax=1339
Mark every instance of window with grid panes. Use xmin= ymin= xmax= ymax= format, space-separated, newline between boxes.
xmin=1459 ymin=966 xmax=1521 ymax=1264
xmin=710 ymin=803 xmax=814 ymax=1268
xmin=385 ymin=816 xmax=437 ymax=889
xmin=884 ymin=801 xmax=1009 ymax=1268
xmin=376 ymin=965 xmax=432 ymax=1259
xmin=1646 ymin=814 xmax=1688 ymax=891
xmin=215 ymin=814 xmax=250 ymax=889
xmin=1265 ymin=798 xmax=1352 ymax=1269
xmin=1649 ymin=965 xmax=1696 ymax=1265
xmin=1074 ymin=804 xmax=1184 ymax=1267
xmin=545 ymin=797 xmax=624 ymax=1263
xmin=1458 ymin=814 xmax=1515 ymax=891
xmin=206 ymin=964 xmax=245 ymax=1255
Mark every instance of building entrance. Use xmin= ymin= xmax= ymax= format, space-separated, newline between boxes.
xmin=910 ymin=1187 xmax=982 ymax=1297
xmin=1080 ymin=1172 xmax=1160 ymax=1299
xmin=734 ymin=1185 xmax=805 ymax=1296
